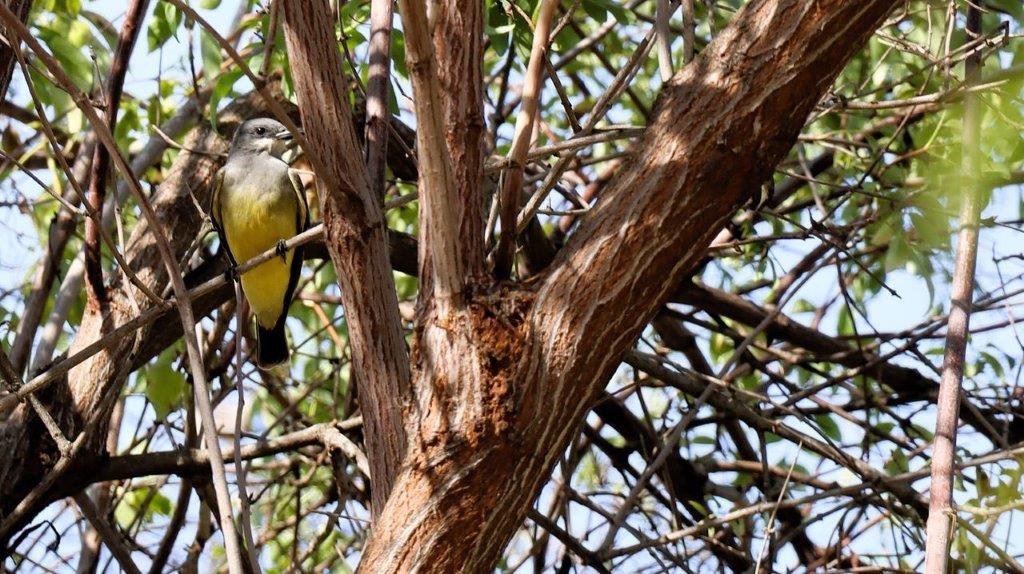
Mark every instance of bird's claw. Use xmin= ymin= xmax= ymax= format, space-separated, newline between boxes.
xmin=275 ymin=239 xmax=289 ymax=260
xmin=225 ymin=265 xmax=240 ymax=282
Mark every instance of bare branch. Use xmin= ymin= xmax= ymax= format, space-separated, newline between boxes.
xmin=492 ymin=0 xmax=558 ymax=279
xmin=923 ymin=4 xmax=985 ymax=571
xmin=394 ymin=0 xmax=466 ymax=303
xmin=366 ymin=0 xmax=395 ymax=202
xmin=282 ymin=0 xmax=412 ymax=513
xmin=84 ymin=0 xmax=150 ymax=307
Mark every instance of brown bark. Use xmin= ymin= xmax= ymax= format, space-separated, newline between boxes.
xmin=0 ymin=0 xmax=31 ymax=101
xmin=281 ymin=0 xmax=412 ymax=514
xmin=357 ymin=1 xmax=898 ymax=572
xmin=492 ymin=0 xmax=558 ymax=279
xmin=365 ymin=0 xmax=394 ymax=202
xmin=0 ymin=0 xmax=903 ymax=567
xmin=429 ymin=0 xmax=486 ymax=283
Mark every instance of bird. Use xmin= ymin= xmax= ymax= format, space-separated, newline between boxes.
xmin=211 ymin=117 xmax=309 ymax=369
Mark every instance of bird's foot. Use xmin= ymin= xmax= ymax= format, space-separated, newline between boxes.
xmin=225 ymin=265 xmax=240 ymax=282
xmin=275 ymin=239 xmax=289 ymax=260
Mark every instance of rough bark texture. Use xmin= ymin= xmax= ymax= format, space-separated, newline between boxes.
xmin=281 ymin=0 xmax=412 ymax=513
xmin=0 ymin=0 xmax=902 ymax=567
xmin=0 ymin=0 xmax=31 ymax=102
xmin=357 ymin=1 xmax=898 ymax=572
xmin=0 ymin=94 xmax=268 ymax=534
xmin=365 ymin=0 xmax=394 ymax=202
xmin=429 ymin=0 xmax=486 ymax=283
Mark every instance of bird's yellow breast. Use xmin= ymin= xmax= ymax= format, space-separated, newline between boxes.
xmin=220 ymin=182 xmax=299 ymax=328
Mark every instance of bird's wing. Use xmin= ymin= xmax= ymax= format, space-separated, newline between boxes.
xmin=210 ymin=168 xmax=239 ymax=268
xmin=288 ymin=168 xmax=310 ymax=231
xmin=282 ymin=168 xmax=309 ymax=315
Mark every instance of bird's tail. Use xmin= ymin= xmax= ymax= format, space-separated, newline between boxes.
xmin=256 ymin=318 xmax=289 ymax=369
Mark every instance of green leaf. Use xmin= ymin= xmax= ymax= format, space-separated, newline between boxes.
xmin=391 ymin=29 xmax=407 ymax=78
xmin=147 ymin=3 xmax=182 ymax=52
xmin=836 ymin=305 xmax=855 ymax=337
xmin=790 ymin=298 xmax=816 ymax=313
xmin=581 ymin=0 xmax=607 ymax=23
xmin=79 ymin=10 xmax=120 ymax=50
xmin=115 ymin=488 xmax=172 ymax=529
xmin=37 ymin=16 xmax=95 ymax=91
xmin=581 ymin=0 xmax=630 ymax=23
xmin=200 ymin=0 xmax=222 ymax=8
xmin=150 ymin=491 xmax=172 ymax=516
xmin=815 ymin=414 xmax=841 ymax=442
xmin=199 ymin=29 xmax=222 ymax=80
xmin=884 ymin=230 xmax=910 ymax=273
xmin=884 ymin=448 xmax=909 ymax=476
xmin=208 ymin=68 xmax=243 ymax=132
xmin=145 ymin=359 xmax=186 ymax=419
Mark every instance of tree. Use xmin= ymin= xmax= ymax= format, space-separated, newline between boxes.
xmin=2 ymin=0 xmax=1023 ymax=572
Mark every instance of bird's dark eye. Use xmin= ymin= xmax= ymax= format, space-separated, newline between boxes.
xmin=254 ymin=127 xmax=266 ymax=135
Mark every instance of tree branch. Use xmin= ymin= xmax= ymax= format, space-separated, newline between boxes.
xmin=429 ymin=0 xmax=487 ymax=284
xmin=365 ymin=0 xmax=394 ymax=202
xmin=281 ymin=0 xmax=411 ymax=514
xmin=0 ymin=7 xmax=249 ymax=569
xmin=492 ymin=0 xmax=559 ymax=279
xmin=84 ymin=0 xmax=150 ymax=308
xmin=394 ymin=0 xmax=465 ymax=305
xmin=0 ymin=0 xmax=30 ymax=102
xmin=923 ymin=4 xmax=985 ymax=571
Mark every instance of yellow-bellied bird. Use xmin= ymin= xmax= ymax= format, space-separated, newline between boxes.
xmin=212 ymin=118 xmax=309 ymax=368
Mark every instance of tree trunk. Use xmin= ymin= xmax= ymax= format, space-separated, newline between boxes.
xmin=281 ymin=0 xmax=412 ymax=513
xmin=356 ymin=0 xmax=898 ymax=572
xmin=356 ymin=0 xmax=901 ymax=568
xmin=0 ymin=0 xmax=902 ymax=568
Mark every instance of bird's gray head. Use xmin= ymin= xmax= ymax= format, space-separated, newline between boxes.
xmin=229 ymin=117 xmax=296 ymax=158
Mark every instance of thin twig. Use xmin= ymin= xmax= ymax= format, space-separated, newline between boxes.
xmin=73 ymin=492 xmax=143 ymax=574
xmin=233 ymin=282 xmax=261 ymax=573
xmin=84 ymin=0 xmax=150 ymax=306
xmin=492 ymin=0 xmax=559 ymax=279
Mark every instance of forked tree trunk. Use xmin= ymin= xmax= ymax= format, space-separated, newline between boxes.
xmin=282 ymin=0 xmax=899 ymax=572
xmin=0 ymin=0 xmax=900 ymax=568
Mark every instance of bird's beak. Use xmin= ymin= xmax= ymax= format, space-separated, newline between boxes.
xmin=272 ymin=127 xmax=299 ymax=158
xmin=275 ymin=129 xmax=301 ymax=149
